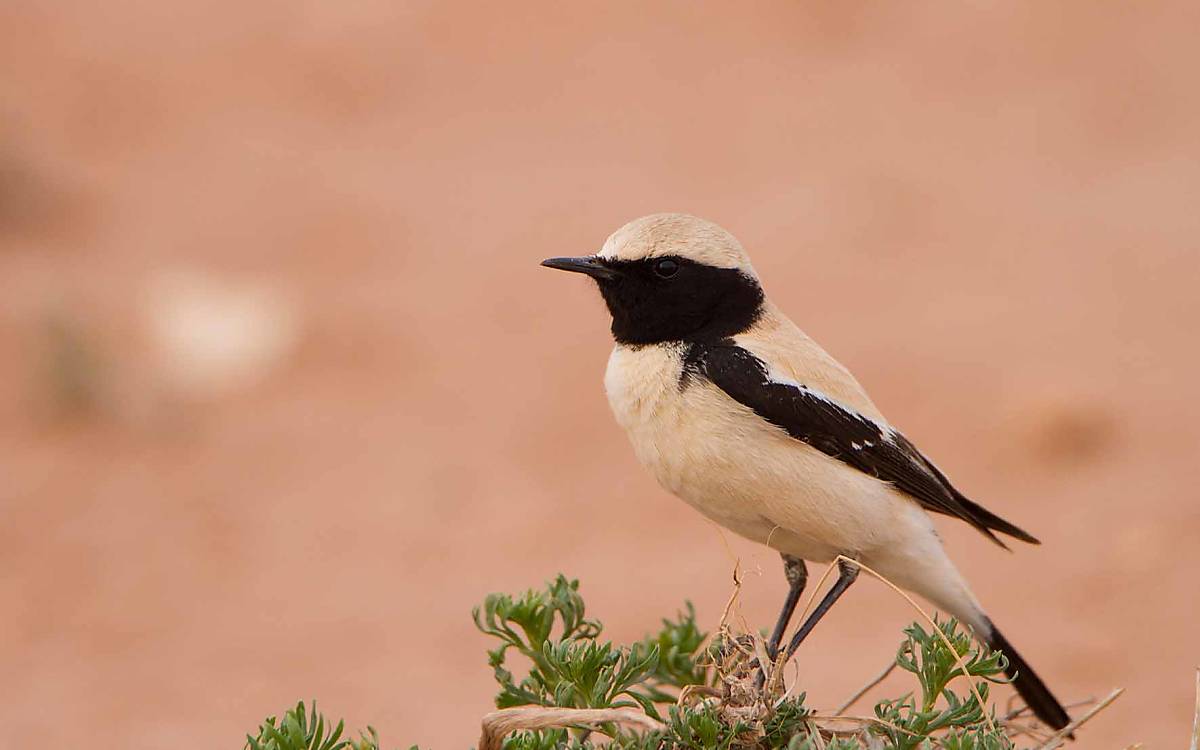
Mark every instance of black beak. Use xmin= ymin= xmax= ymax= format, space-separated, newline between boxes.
xmin=540 ymin=256 xmax=620 ymax=281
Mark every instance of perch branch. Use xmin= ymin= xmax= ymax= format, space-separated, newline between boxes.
xmin=479 ymin=706 xmax=663 ymax=750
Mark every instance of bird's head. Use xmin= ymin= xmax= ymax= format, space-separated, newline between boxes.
xmin=541 ymin=213 xmax=765 ymax=346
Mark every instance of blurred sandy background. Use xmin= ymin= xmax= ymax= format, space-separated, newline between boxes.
xmin=1 ymin=2 xmax=1198 ymax=747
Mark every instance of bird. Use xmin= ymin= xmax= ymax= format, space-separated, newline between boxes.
xmin=540 ymin=213 xmax=1072 ymax=732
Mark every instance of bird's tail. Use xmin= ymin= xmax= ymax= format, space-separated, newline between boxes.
xmin=985 ymin=621 xmax=1072 ymax=734
xmin=955 ymin=494 xmax=1041 ymax=545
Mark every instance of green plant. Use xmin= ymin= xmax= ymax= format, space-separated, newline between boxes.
xmin=472 ymin=576 xmax=1027 ymax=749
xmin=472 ymin=575 xmax=709 ymax=719
xmin=638 ymin=603 xmax=710 ymax=701
xmin=245 ymin=702 xmax=381 ymax=750
xmin=761 ymin=696 xmax=811 ymax=749
xmin=601 ymin=702 xmax=756 ymax=750
xmin=870 ymin=619 xmax=1012 ymax=750
xmin=503 ymin=728 xmax=576 ymax=750
xmin=245 ymin=573 xmax=1089 ymax=750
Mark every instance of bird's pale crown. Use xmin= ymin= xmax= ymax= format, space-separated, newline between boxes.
xmin=599 ymin=213 xmax=757 ymax=276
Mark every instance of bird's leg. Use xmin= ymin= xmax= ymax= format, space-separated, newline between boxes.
xmin=756 ymin=554 xmax=807 ymax=687
xmin=782 ymin=558 xmax=860 ymax=661
xmin=767 ymin=554 xmax=807 ymax=661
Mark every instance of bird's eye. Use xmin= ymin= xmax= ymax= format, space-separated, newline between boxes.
xmin=653 ymin=259 xmax=679 ymax=278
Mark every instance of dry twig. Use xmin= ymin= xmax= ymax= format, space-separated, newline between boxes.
xmin=1033 ymin=687 xmax=1124 ymax=750
xmin=1003 ymin=696 xmax=1095 ymax=722
xmin=1190 ymin=669 xmax=1200 ymax=750
xmin=999 ymin=718 xmax=1053 ymax=744
xmin=835 ymin=660 xmax=898 ymax=716
xmin=479 ymin=707 xmax=664 ymax=750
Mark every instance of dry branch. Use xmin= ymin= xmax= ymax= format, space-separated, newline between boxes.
xmin=1033 ymin=688 xmax=1124 ymax=750
xmin=478 ymin=706 xmax=664 ymax=750
xmin=1190 ymin=669 xmax=1200 ymax=750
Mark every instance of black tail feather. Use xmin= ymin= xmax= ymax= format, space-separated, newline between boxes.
xmin=987 ymin=622 xmax=1072 ymax=734
xmin=956 ymin=494 xmax=1041 ymax=545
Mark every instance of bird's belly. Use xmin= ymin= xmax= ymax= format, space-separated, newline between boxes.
xmin=605 ymin=345 xmax=905 ymax=562
xmin=663 ymin=429 xmax=902 ymax=562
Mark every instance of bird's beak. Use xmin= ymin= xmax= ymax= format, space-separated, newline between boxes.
xmin=540 ymin=255 xmax=620 ymax=281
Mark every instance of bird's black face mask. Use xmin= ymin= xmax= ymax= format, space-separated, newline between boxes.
xmin=541 ymin=255 xmax=764 ymax=346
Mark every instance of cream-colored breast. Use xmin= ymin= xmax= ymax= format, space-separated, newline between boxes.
xmin=603 ymin=343 xmax=691 ymax=490
xmin=604 ymin=341 xmax=908 ymax=561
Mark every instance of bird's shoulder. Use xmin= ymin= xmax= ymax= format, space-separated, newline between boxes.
xmin=730 ymin=305 xmax=887 ymax=423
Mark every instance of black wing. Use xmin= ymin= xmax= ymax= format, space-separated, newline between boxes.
xmin=691 ymin=343 xmax=1038 ymax=549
